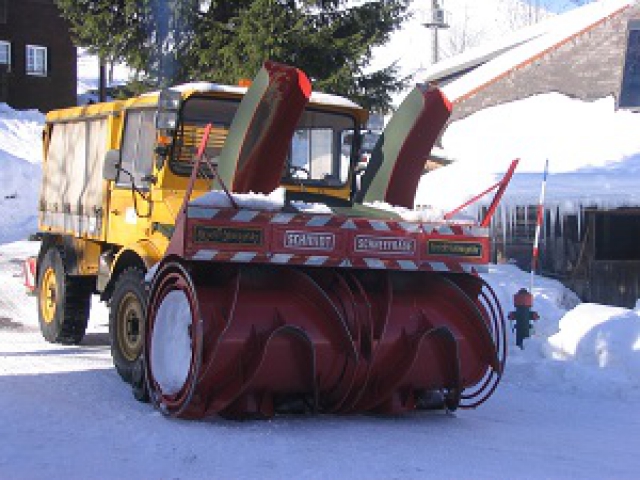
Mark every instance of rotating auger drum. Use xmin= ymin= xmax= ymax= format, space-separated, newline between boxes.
xmin=144 ymin=256 xmax=506 ymax=419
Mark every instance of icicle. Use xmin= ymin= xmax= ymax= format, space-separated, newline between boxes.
xmin=549 ymin=205 xmax=556 ymax=239
xmin=577 ymin=204 xmax=582 ymax=239
xmin=559 ymin=204 xmax=565 ymax=238
xmin=500 ymin=204 xmax=507 ymax=249
xmin=510 ymin=204 xmax=515 ymax=241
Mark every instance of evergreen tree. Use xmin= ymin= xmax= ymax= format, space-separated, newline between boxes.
xmin=56 ymin=0 xmax=410 ymax=112
xmin=55 ymin=0 xmax=146 ymax=74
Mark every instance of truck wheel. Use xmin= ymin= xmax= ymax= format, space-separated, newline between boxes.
xmin=109 ymin=267 xmax=147 ymax=384
xmin=37 ymin=247 xmax=91 ymax=345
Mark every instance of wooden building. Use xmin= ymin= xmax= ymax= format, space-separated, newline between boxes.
xmin=0 ymin=0 xmax=76 ymax=112
xmin=423 ymin=1 xmax=640 ymax=307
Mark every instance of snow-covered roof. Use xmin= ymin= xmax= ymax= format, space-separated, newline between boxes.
xmin=161 ymin=82 xmax=364 ymax=111
xmin=422 ymin=22 xmax=549 ymax=84
xmin=416 ymin=92 xmax=640 ymax=214
xmin=439 ymin=0 xmax=634 ymax=103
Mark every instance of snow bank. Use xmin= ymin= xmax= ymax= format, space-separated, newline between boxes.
xmin=547 ymin=304 xmax=640 ymax=380
xmin=417 ymin=93 xmax=640 ymax=215
xmin=0 ymin=103 xmax=44 ymax=165
xmin=485 ymin=262 xmax=640 ymax=400
xmin=442 ymin=94 xmax=640 ymax=174
xmin=0 ymin=104 xmax=43 ymax=242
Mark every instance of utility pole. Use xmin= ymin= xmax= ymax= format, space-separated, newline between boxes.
xmin=423 ymin=0 xmax=450 ymax=65
xmin=98 ymin=55 xmax=107 ymax=103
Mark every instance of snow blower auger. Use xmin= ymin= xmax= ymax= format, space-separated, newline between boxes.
xmin=143 ymin=62 xmax=511 ymax=420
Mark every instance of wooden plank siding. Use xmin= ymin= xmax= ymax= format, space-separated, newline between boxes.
xmin=489 ymin=206 xmax=640 ymax=307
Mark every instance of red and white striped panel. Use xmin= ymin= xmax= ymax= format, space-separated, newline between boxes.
xmin=185 ymin=207 xmax=489 ymax=275
xmin=189 ymin=248 xmax=486 ymax=274
xmin=188 ymin=205 xmax=489 ymax=238
xmin=190 ymin=249 xmax=344 ymax=268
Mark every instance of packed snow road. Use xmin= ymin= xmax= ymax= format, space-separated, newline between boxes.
xmin=0 ymin=240 xmax=638 ymax=480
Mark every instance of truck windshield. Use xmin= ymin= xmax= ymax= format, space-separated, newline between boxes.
xmin=285 ymin=109 xmax=356 ymax=186
xmin=170 ymin=96 xmax=356 ymax=186
xmin=170 ymin=96 xmax=240 ymax=176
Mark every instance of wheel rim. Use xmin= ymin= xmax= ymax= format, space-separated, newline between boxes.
xmin=117 ymin=292 xmax=144 ymax=362
xmin=40 ymin=267 xmax=57 ymax=324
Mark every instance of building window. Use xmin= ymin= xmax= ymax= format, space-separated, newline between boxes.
xmin=26 ymin=45 xmax=47 ymax=76
xmin=619 ymin=19 xmax=640 ymax=110
xmin=0 ymin=41 xmax=10 ymax=70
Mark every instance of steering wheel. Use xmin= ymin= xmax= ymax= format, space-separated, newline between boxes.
xmin=289 ymin=165 xmax=310 ymax=179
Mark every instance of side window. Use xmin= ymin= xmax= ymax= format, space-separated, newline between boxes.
xmin=290 ymin=128 xmax=339 ymax=182
xmin=119 ymin=109 xmax=156 ymax=188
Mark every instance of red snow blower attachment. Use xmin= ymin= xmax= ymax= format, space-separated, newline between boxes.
xmin=143 ymin=63 xmax=512 ymax=419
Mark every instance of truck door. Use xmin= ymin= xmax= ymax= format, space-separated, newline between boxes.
xmin=106 ymin=108 xmax=156 ymax=247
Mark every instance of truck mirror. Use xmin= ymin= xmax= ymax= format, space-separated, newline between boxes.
xmin=156 ymin=88 xmax=182 ymax=131
xmin=156 ymin=111 xmax=178 ymax=131
xmin=158 ymin=88 xmax=182 ymax=111
xmin=103 ymin=149 xmax=121 ymax=181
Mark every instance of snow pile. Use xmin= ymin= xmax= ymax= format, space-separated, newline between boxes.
xmin=443 ymin=94 xmax=640 ymax=174
xmin=190 ymin=187 xmax=285 ymax=210
xmin=364 ymin=201 xmax=449 ymax=223
xmin=190 ymin=188 xmax=352 ymax=215
xmin=416 ymin=93 xmax=640 ymax=214
xmin=547 ymin=304 xmax=640 ymax=382
xmin=291 ymin=201 xmax=333 ymax=214
xmin=0 ymin=104 xmax=43 ymax=242
xmin=0 ymin=104 xmax=44 ymax=164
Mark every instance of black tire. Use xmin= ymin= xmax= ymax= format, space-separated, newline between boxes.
xmin=109 ymin=267 xmax=147 ymax=384
xmin=37 ymin=247 xmax=92 ymax=345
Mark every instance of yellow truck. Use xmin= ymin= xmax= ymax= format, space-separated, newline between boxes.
xmin=36 ymin=79 xmax=367 ymax=386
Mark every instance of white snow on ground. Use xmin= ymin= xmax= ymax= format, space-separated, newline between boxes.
xmin=1 ymin=240 xmax=639 ymax=479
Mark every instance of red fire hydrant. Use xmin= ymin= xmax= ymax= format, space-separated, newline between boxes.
xmin=508 ymin=288 xmax=539 ymax=349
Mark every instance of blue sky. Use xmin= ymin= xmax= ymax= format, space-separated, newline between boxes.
xmin=524 ymin=0 xmax=593 ymax=14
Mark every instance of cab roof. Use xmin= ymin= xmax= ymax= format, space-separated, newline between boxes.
xmin=47 ymin=82 xmax=368 ymax=124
